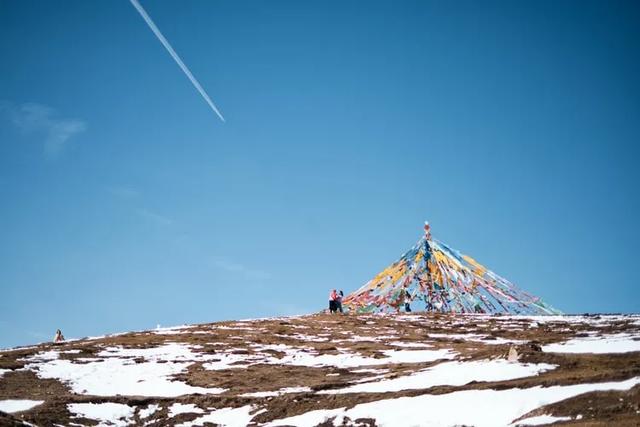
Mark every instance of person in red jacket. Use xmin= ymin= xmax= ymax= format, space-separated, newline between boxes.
xmin=53 ymin=329 xmax=65 ymax=343
xmin=328 ymin=289 xmax=338 ymax=313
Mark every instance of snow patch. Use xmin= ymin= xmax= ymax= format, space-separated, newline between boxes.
xmin=0 ymin=399 xmax=43 ymax=413
xmin=320 ymin=359 xmax=556 ymax=394
xmin=276 ymin=347 xmax=455 ymax=368
xmin=514 ymin=414 xmax=572 ymax=425
xmin=267 ymin=377 xmax=640 ymax=427
xmin=168 ymin=403 xmax=205 ymax=417
xmin=203 ymin=345 xmax=455 ymax=370
xmin=240 ymin=387 xmax=312 ymax=397
xmin=97 ymin=343 xmax=205 ymax=362
xmin=175 ymin=405 xmax=260 ymax=427
xmin=25 ymin=345 xmax=226 ymax=397
xmin=265 ymin=408 xmax=345 ymax=427
xmin=138 ymin=404 xmax=160 ymax=419
xmin=542 ymin=333 xmax=640 ymax=354
xmin=68 ymin=402 xmax=134 ymax=427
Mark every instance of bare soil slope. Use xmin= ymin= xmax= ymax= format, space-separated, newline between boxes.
xmin=0 ymin=313 xmax=639 ymax=426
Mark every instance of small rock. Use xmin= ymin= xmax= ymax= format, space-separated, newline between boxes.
xmin=527 ymin=343 xmax=542 ymax=352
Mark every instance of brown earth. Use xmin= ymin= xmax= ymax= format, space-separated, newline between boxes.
xmin=0 ymin=313 xmax=638 ymax=426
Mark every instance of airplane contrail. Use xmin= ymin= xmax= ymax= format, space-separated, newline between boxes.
xmin=129 ymin=0 xmax=225 ymax=122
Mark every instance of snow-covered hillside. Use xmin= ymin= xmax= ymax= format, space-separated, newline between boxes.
xmin=1 ymin=314 xmax=639 ymax=426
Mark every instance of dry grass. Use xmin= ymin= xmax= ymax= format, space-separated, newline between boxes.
xmin=0 ymin=313 xmax=639 ymax=426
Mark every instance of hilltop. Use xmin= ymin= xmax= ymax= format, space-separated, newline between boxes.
xmin=1 ymin=313 xmax=639 ymax=426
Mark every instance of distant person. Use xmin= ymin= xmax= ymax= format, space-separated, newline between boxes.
xmin=53 ymin=329 xmax=65 ymax=343
xmin=328 ymin=289 xmax=338 ymax=313
xmin=425 ymin=298 xmax=433 ymax=311
xmin=337 ymin=290 xmax=344 ymax=313
xmin=397 ymin=285 xmax=409 ymax=313
xmin=404 ymin=291 xmax=412 ymax=312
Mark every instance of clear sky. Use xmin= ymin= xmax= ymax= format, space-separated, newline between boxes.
xmin=1 ymin=0 xmax=639 ymax=348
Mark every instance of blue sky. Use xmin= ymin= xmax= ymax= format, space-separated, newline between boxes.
xmin=1 ymin=0 xmax=639 ymax=348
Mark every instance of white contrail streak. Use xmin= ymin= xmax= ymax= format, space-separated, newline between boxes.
xmin=129 ymin=0 xmax=225 ymax=122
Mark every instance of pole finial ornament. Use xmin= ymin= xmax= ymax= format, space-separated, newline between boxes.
xmin=424 ymin=221 xmax=432 ymax=240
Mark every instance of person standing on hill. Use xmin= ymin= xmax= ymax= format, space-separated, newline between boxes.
xmin=404 ymin=290 xmax=413 ymax=312
xmin=328 ymin=289 xmax=338 ymax=313
xmin=53 ymin=329 xmax=65 ymax=343
xmin=396 ymin=284 xmax=409 ymax=313
xmin=337 ymin=290 xmax=344 ymax=313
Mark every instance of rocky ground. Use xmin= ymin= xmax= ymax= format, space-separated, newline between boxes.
xmin=0 ymin=313 xmax=639 ymax=426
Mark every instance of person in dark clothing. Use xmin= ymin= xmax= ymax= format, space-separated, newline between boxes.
xmin=337 ymin=290 xmax=344 ymax=313
xmin=328 ymin=289 xmax=338 ymax=313
xmin=404 ymin=290 xmax=412 ymax=312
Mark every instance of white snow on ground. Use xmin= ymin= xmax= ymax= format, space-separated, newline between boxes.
xmin=240 ymin=387 xmax=312 ymax=397
xmin=84 ymin=331 xmax=131 ymax=341
xmin=320 ymin=360 xmax=556 ymax=394
xmin=155 ymin=325 xmax=193 ymax=332
xmin=276 ymin=348 xmax=456 ymax=368
xmin=24 ymin=344 xmax=226 ymax=397
xmin=68 ymin=402 xmax=134 ymax=427
xmin=202 ymin=345 xmax=455 ymax=370
xmin=266 ymin=377 xmax=640 ymax=427
xmin=175 ymin=405 xmax=260 ymax=427
xmin=7 ymin=315 xmax=640 ymax=426
xmin=25 ymin=350 xmax=59 ymax=362
xmin=28 ymin=357 xmax=225 ymax=396
xmin=495 ymin=315 xmax=638 ymax=326
xmin=201 ymin=350 xmax=270 ymax=370
xmin=168 ymin=403 xmax=205 ymax=417
xmin=265 ymin=408 xmax=345 ymax=427
xmin=351 ymin=374 xmax=387 ymax=384
xmin=138 ymin=404 xmax=160 ymax=419
xmin=97 ymin=343 xmax=206 ymax=362
xmin=380 ymin=349 xmax=455 ymax=364
xmin=0 ymin=368 xmax=10 ymax=378
xmin=351 ymin=368 xmax=389 ymax=374
xmin=0 ymin=399 xmax=44 ymax=413
xmin=513 ymin=414 xmax=572 ymax=425
xmin=394 ymin=315 xmax=430 ymax=322
xmin=542 ymin=333 xmax=640 ymax=354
